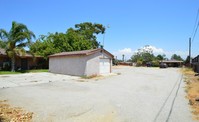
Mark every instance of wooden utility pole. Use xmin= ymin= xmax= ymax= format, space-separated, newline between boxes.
xmin=189 ymin=38 xmax=191 ymax=64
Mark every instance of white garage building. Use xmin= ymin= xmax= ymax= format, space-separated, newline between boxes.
xmin=49 ymin=48 xmax=114 ymax=76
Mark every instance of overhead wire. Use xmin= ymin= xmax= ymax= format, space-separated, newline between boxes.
xmin=191 ymin=8 xmax=199 ymax=43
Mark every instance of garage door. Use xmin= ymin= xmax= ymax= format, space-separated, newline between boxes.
xmin=100 ymin=58 xmax=110 ymax=74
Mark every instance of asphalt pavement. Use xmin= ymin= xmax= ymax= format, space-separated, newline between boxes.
xmin=0 ymin=67 xmax=196 ymax=122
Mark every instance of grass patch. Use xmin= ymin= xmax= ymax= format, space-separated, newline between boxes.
xmin=25 ymin=69 xmax=48 ymax=73
xmin=0 ymin=69 xmax=48 ymax=75
xmin=0 ymin=71 xmax=22 ymax=75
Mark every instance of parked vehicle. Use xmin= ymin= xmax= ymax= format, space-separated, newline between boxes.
xmin=160 ymin=63 xmax=168 ymax=68
xmin=146 ymin=62 xmax=152 ymax=67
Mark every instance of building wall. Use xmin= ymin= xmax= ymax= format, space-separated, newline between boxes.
xmin=0 ymin=55 xmax=46 ymax=70
xmin=86 ymin=51 xmax=112 ymax=76
xmin=193 ymin=64 xmax=199 ymax=73
xmin=192 ymin=55 xmax=199 ymax=73
xmin=49 ymin=51 xmax=112 ymax=76
xmin=85 ymin=52 xmax=101 ymax=76
xmin=49 ymin=55 xmax=88 ymax=76
xmin=15 ymin=57 xmax=22 ymax=69
xmin=0 ymin=56 xmax=10 ymax=70
xmin=27 ymin=58 xmax=40 ymax=69
xmin=11 ymin=57 xmax=45 ymax=70
xmin=0 ymin=56 xmax=4 ymax=69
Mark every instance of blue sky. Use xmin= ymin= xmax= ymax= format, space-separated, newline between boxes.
xmin=1 ymin=0 xmax=199 ymax=59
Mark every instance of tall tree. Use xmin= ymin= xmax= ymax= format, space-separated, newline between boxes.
xmin=74 ymin=22 xmax=105 ymax=48
xmin=171 ymin=54 xmax=184 ymax=61
xmin=30 ymin=35 xmax=59 ymax=59
xmin=0 ymin=21 xmax=35 ymax=71
xmin=184 ymin=55 xmax=191 ymax=65
xmin=30 ymin=22 xmax=104 ymax=58
xmin=156 ymin=54 xmax=166 ymax=60
xmin=30 ymin=30 xmax=93 ymax=59
xmin=65 ymin=28 xmax=92 ymax=50
xmin=131 ymin=45 xmax=155 ymax=65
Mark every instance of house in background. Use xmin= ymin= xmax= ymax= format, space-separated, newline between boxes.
xmin=160 ymin=60 xmax=183 ymax=67
xmin=49 ymin=48 xmax=114 ymax=76
xmin=192 ymin=55 xmax=199 ymax=73
xmin=0 ymin=48 xmax=47 ymax=70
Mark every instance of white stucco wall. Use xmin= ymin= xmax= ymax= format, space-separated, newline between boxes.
xmin=49 ymin=55 xmax=87 ymax=76
xmin=85 ymin=52 xmax=101 ymax=76
xmin=49 ymin=51 xmax=112 ymax=76
xmin=85 ymin=51 xmax=112 ymax=76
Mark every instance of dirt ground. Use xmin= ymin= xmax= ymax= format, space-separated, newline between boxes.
xmin=182 ymin=68 xmax=199 ymax=120
xmin=0 ymin=100 xmax=33 ymax=122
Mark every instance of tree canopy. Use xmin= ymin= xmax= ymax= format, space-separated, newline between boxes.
xmin=171 ymin=54 xmax=184 ymax=61
xmin=74 ymin=22 xmax=105 ymax=48
xmin=130 ymin=45 xmax=168 ymax=66
xmin=131 ymin=45 xmax=156 ymax=65
xmin=0 ymin=21 xmax=35 ymax=71
xmin=30 ymin=22 xmax=105 ymax=59
xmin=156 ymin=54 xmax=166 ymax=60
xmin=130 ymin=45 xmax=185 ymax=67
xmin=0 ymin=40 xmax=7 ymax=48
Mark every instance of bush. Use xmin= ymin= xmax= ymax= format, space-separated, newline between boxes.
xmin=136 ymin=60 xmax=143 ymax=67
xmin=152 ymin=60 xmax=159 ymax=67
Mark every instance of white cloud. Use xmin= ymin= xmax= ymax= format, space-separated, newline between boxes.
xmin=118 ymin=48 xmax=133 ymax=54
xmin=113 ymin=48 xmax=134 ymax=60
xmin=146 ymin=45 xmax=164 ymax=54
xmin=112 ymin=45 xmax=188 ymax=60
xmin=138 ymin=45 xmax=188 ymax=59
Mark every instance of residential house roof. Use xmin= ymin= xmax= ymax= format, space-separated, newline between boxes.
xmin=49 ymin=48 xmax=114 ymax=58
xmin=160 ymin=60 xmax=183 ymax=63
xmin=192 ymin=55 xmax=199 ymax=63
xmin=0 ymin=48 xmax=42 ymax=58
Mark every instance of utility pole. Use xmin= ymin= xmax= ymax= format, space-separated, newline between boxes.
xmin=122 ymin=54 xmax=125 ymax=62
xmin=189 ymin=38 xmax=191 ymax=65
xmin=102 ymin=25 xmax=110 ymax=48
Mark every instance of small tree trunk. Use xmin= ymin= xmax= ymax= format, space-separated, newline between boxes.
xmin=11 ymin=57 xmax=15 ymax=72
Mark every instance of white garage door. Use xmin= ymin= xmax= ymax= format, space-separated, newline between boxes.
xmin=100 ymin=58 xmax=110 ymax=74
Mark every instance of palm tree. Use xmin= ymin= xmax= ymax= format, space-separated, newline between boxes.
xmin=0 ymin=21 xmax=35 ymax=71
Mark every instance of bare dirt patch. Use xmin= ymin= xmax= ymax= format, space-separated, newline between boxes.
xmin=0 ymin=100 xmax=33 ymax=122
xmin=79 ymin=73 xmax=120 ymax=82
xmin=182 ymin=68 xmax=199 ymax=120
xmin=112 ymin=65 xmax=131 ymax=69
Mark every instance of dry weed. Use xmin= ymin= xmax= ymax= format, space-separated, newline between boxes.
xmin=0 ymin=100 xmax=33 ymax=122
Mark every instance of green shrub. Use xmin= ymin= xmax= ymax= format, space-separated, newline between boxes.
xmin=136 ymin=60 xmax=143 ymax=67
xmin=152 ymin=60 xmax=159 ymax=67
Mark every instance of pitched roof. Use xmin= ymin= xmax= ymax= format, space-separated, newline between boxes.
xmin=160 ymin=60 xmax=183 ymax=63
xmin=192 ymin=55 xmax=199 ymax=63
xmin=49 ymin=48 xmax=114 ymax=58
xmin=0 ymin=48 xmax=42 ymax=58
xmin=19 ymin=52 xmax=43 ymax=58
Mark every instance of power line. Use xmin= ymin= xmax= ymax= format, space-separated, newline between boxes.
xmin=192 ymin=21 xmax=199 ymax=43
xmin=192 ymin=8 xmax=199 ymax=43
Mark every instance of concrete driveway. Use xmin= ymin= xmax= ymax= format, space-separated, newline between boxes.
xmin=0 ymin=67 xmax=195 ymax=122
